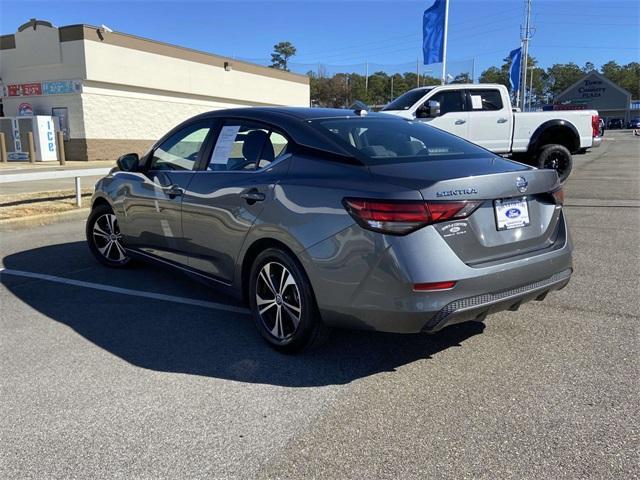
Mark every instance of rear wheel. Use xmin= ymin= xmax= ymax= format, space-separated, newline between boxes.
xmin=249 ymin=248 xmax=329 ymax=353
xmin=536 ymin=144 xmax=573 ymax=183
xmin=86 ymin=204 xmax=131 ymax=268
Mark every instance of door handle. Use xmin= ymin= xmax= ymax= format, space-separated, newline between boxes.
xmin=497 ymin=118 xmax=508 ymax=124
xmin=241 ymin=189 xmax=266 ymax=203
xmin=454 ymin=119 xmax=466 ymax=125
xmin=164 ymin=185 xmax=184 ymax=197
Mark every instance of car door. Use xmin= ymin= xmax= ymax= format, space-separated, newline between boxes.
xmin=465 ymin=88 xmax=512 ymax=152
xmin=118 ymin=119 xmax=214 ymax=267
xmin=181 ymin=119 xmax=291 ymax=284
xmin=417 ymin=89 xmax=469 ymax=138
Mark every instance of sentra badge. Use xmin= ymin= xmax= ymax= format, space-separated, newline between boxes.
xmin=436 ymin=188 xmax=478 ymax=198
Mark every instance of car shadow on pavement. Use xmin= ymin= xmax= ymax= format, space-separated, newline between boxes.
xmin=2 ymin=241 xmax=485 ymax=387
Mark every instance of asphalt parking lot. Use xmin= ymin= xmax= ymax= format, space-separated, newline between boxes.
xmin=1 ymin=130 xmax=638 ymax=479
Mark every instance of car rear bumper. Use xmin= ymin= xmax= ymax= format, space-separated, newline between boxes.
xmin=591 ymin=136 xmax=603 ymax=148
xmin=421 ymin=268 xmax=571 ymax=332
xmin=302 ymin=219 xmax=573 ymax=334
xmin=313 ymin=266 xmax=572 ymax=334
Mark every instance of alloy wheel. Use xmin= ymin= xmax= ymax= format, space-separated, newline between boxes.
xmin=255 ymin=261 xmax=302 ymax=341
xmin=92 ymin=213 xmax=128 ymax=262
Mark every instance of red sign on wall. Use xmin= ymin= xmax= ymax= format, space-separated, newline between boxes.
xmin=7 ymin=83 xmax=43 ymax=97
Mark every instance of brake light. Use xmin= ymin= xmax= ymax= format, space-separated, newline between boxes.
xmin=551 ymin=188 xmax=565 ymax=205
xmin=343 ymin=198 xmax=481 ymax=235
xmin=592 ymin=114 xmax=600 ymax=137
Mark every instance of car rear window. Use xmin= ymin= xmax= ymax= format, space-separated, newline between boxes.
xmin=312 ymin=117 xmax=493 ymax=165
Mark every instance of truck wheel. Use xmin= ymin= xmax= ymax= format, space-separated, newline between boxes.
xmin=536 ymin=144 xmax=573 ymax=183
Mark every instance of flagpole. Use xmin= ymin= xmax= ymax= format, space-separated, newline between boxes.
xmin=441 ymin=0 xmax=449 ymax=85
xmin=515 ymin=47 xmax=521 ymax=108
xmin=519 ymin=0 xmax=532 ymax=110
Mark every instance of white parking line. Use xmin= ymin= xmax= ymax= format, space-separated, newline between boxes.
xmin=0 ymin=267 xmax=250 ymax=314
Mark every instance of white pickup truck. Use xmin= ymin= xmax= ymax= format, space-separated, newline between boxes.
xmin=382 ymin=83 xmax=602 ymax=181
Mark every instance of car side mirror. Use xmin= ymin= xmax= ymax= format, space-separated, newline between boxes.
xmin=117 ymin=153 xmax=139 ymax=172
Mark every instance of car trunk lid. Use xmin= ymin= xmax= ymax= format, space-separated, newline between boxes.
xmin=369 ymin=160 xmax=564 ymax=265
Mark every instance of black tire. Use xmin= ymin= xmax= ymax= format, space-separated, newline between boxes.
xmin=249 ymin=248 xmax=329 ymax=353
xmin=536 ymin=144 xmax=573 ymax=183
xmin=86 ymin=203 xmax=131 ymax=268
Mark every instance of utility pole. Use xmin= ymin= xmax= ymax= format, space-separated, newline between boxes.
xmin=416 ymin=57 xmax=420 ymax=87
xmin=519 ymin=0 xmax=533 ymax=110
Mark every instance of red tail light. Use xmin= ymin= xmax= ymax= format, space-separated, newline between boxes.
xmin=551 ymin=188 xmax=564 ymax=205
xmin=343 ymin=198 xmax=482 ymax=235
xmin=592 ymin=114 xmax=600 ymax=137
xmin=413 ymin=281 xmax=457 ymax=291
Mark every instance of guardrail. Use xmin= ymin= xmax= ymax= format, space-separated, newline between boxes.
xmin=0 ymin=168 xmax=112 ymax=206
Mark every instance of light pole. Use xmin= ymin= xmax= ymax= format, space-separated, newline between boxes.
xmin=365 ymin=61 xmax=369 ymax=93
xmin=390 ymin=75 xmax=394 ymax=101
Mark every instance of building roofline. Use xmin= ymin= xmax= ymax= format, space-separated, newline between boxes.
xmin=1 ymin=21 xmax=309 ymax=86
xmin=555 ymin=70 xmax=631 ymax=101
xmin=17 ymin=19 xmax=54 ymax=32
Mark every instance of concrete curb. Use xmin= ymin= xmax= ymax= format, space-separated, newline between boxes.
xmin=0 ymin=208 xmax=89 ymax=231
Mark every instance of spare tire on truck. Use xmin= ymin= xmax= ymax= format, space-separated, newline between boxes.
xmin=536 ymin=144 xmax=573 ymax=183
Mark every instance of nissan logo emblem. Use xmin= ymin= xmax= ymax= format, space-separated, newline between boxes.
xmin=516 ymin=176 xmax=528 ymax=193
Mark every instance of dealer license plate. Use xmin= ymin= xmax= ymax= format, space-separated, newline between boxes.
xmin=494 ymin=197 xmax=530 ymax=230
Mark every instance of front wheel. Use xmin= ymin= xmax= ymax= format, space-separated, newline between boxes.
xmin=86 ymin=204 xmax=131 ymax=268
xmin=249 ymin=248 xmax=329 ymax=353
xmin=536 ymin=144 xmax=573 ymax=183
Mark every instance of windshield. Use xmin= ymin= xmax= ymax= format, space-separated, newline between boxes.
xmin=382 ymin=88 xmax=432 ymax=111
xmin=313 ymin=117 xmax=494 ymax=165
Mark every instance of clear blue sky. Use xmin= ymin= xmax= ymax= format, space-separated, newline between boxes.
xmin=1 ymin=0 xmax=638 ymax=78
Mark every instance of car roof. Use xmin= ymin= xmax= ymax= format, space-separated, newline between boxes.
xmin=200 ymin=106 xmax=392 ymax=121
xmin=165 ymin=107 xmax=404 ymax=165
xmin=156 ymin=107 xmax=409 ymax=167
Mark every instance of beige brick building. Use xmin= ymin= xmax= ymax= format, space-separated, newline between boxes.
xmin=0 ymin=19 xmax=310 ymax=160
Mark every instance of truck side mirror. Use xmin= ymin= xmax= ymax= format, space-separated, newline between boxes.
xmin=416 ymin=105 xmax=429 ymax=118
xmin=117 ymin=153 xmax=139 ymax=172
xmin=416 ymin=100 xmax=441 ymax=119
xmin=427 ymin=100 xmax=441 ymax=117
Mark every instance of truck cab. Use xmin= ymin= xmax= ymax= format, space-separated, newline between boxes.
xmin=382 ymin=84 xmax=601 ymax=182
xmin=383 ymin=84 xmax=513 ymax=153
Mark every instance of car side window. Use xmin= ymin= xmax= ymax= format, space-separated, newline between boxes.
xmin=468 ymin=89 xmax=503 ymax=111
xmin=150 ymin=122 xmax=211 ymax=171
xmin=427 ymin=91 xmax=464 ymax=115
xmin=207 ymin=122 xmax=289 ymax=171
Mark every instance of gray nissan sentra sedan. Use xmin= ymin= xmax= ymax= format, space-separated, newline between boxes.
xmin=87 ymin=107 xmax=573 ymax=352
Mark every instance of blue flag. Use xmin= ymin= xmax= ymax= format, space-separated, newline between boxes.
xmin=509 ymin=47 xmax=522 ymax=92
xmin=423 ymin=0 xmax=446 ymax=65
